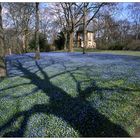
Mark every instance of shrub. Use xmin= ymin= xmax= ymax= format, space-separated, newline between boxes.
xmin=96 ymin=39 xmax=128 ymax=50
xmin=108 ymin=42 xmax=125 ymax=50
xmin=126 ymin=40 xmax=140 ymax=51
xmin=54 ymin=32 xmax=65 ymax=50
xmin=46 ymin=44 xmax=56 ymax=52
xmin=96 ymin=41 xmax=109 ymax=50
xmin=29 ymin=33 xmax=49 ymax=52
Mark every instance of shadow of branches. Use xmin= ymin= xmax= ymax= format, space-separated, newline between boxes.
xmin=0 ymin=58 xmax=130 ymax=137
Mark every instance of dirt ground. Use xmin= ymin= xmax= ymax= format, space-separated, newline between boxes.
xmin=0 ymin=57 xmax=6 ymax=77
xmin=0 ymin=68 xmax=6 ymax=77
xmin=133 ymin=128 xmax=140 ymax=137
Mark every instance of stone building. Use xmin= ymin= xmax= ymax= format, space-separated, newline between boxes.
xmin=76 ymin=26 xmax=96 ymax=48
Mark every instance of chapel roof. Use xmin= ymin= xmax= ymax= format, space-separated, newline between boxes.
xmin=77 ymin=24 xmax=93 ymax=32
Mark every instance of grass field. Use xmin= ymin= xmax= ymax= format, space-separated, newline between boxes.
xmin=56 ymin=48 xmax=140 ymax=57
xmin=0 ymin=52 xmax=140 ymax=137
xmin=93 ymin=50 xmax=140 ymax=56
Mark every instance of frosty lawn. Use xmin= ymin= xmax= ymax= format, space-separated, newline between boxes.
xmin=0 ymin=52 xmax=140 ymax=137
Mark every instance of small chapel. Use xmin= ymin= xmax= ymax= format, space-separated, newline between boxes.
xmin=76 ymin=26 xmax=96 ymax=48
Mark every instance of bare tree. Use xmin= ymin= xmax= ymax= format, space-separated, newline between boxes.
xmin=35 ymin=2 xmax=40 ymax=59
xmin=118 ymin=19 xmax=130 ymax=44
xmin=60 ymin=3 xmax=76 ymax=52
xmin=83 ymin=3 xmax=87 ymax=54
xmin=3 ymin=3 xmax=35 ymax=53
xmin=21 ymin=3 xmax=35 ymax=52
xmin=3 ymin=3 xmax=21 ymax=54
xmin=128 ymin=3 xmax=140 ymax=40
xmin=40 ymin=8 xmax=50 ymax=40
xmin=60 ymin=2 xmax=105 ymax=52
xmin=82 ymin=3 xmax=105 ymax=53
xmin=0 ymin=3 xmax=4 ymax=57
xmin=92 ymin=3 xmax=122 ymax=49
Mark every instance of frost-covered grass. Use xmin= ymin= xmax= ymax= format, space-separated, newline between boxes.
xmin=0 ymin=52 xmax=140 ymax=137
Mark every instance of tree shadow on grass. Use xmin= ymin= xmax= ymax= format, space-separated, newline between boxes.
xmin=0 ymin=60 xmax=130 ymax=137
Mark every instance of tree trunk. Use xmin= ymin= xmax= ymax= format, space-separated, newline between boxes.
xmin=35 ymin=2 xmax=40 ymax=59
xmin=97 ymin=15 xmax=100 ymax=45
xmin=64 ymin=32 xmax=67 ymax=51
xmin=22 ymin=35 xmax=26 ymax=52
xmin=22 ymin=29 xmax=28 ymax=53
xmin=135 ymin=22 xmax=139 ymax=40
xmin=69 ymin=31 xmax=74 ymax=52
xmin=83 ymin=3 xmax=87 ymax=54
xmin=16 ymin=36 xmax=21 ymax=54
xmin=0 ymin=3 xmax=4 ymax=57
xmin=8 ymin=47 xmax=12 ymax=55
